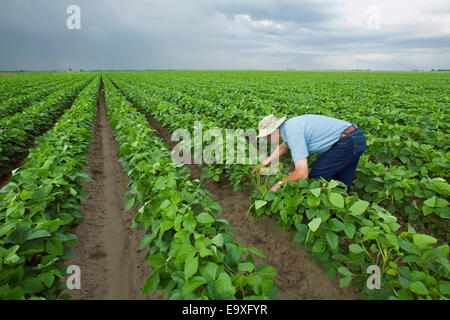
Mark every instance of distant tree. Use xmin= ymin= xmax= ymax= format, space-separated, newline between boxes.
xmin=68 ymin=68 xmax=72 ymax=72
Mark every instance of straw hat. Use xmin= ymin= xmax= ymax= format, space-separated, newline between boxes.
xmin=257 ymin=114 xmax=287 ymax=138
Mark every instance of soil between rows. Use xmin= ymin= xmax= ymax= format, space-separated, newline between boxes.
xmin=64 ymin=82 xmax=164 ymax=300
xmin=137 ymin=108 xmax=359 ymax=300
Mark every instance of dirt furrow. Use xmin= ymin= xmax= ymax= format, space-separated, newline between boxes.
xmin=64 ymin=82 xmax=162 ymax=300
xmin=137 ymin=108 xmax=360 ymax=300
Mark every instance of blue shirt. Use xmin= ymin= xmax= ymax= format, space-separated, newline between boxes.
xmin=279 ymin=115 xmax=352 ymax=162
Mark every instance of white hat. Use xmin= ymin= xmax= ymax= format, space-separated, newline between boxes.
xmin=257 ymin=114 xmax=287 ymax=138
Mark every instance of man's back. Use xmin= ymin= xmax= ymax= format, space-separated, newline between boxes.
xmin=279 ymin=114 xmax=352 ymax=162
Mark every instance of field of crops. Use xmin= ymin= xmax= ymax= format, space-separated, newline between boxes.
xmin=0 ymin=71 xmax=448 ymax=300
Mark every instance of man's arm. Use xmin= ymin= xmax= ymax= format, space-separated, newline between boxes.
xmin=269 ymin=157 xmax=308 ymax=192
xmin=251 ymin=143 xmax=289 ymax=173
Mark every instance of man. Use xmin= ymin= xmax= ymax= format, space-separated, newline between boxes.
xmin=251 ymin=114 xmax=366 ymax=193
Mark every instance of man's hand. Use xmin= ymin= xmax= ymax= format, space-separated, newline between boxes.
xmin=251 ymin=143 xmax=289 ymax=174
xmin=251 ymin=161 xmax=268 ymax=174
xmin=269 ymin=183 xmax=281 ymax=192
xmin=269 ymin=158 xmax=309 ymax=192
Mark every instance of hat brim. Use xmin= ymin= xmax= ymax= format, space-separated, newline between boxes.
xmin=257 ymin=116 xmax=286 ymax=138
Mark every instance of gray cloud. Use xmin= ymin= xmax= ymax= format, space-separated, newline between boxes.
xmin=0 ymin=0 xmax=449 ymax=70
xmin=200 ymin=0 xmax=338 ymax=25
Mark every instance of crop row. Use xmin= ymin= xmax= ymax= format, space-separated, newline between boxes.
xmin=0 ymin=77 xmax=80 ymax=119
xmin=114 ymin=72 xmax=448 ymax=151
xmin=0 ymin=76 xmax=100 ymax=300
xmin=0 ymin=76 xmax=94 ymax=177
xmin=109 ymin=76 xmax=449 ymax=241
xmin=102 ymin=76 xmax=278 ymax=300
xmin=0 ymin=73 xmax=78 ymax=103
xmin=117 ymin=75 xmax=449 ymax=176
xmin=107 ymin=75 xmax=449 ymax=299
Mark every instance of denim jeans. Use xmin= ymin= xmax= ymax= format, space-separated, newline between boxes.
xmin=309 ymin=127 xmax=366 ymax=193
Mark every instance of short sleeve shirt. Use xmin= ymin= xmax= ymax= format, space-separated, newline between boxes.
xmin=279 ymin=115 xmax=352 ymax=163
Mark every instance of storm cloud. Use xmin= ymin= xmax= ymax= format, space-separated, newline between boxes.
xmin=0 ymin=0 xmax=449 ymax=70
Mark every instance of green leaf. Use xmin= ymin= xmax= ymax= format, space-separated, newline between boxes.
xmin=45 ymin=239 xmax=64 ymax=256
xmin=439 ymin=282 xmax=450 ymax=295
xmin=196 ymin=212 xmax=214 ymax=224
xmin=329 ymin=192 xmax=344 ymax=208
xmin=37 ymin=272 xmax=55 ymax=288
xmin=238 ymin=262 xmax=254 ymax=273
xmin=413 ymin=234 xmax=437 ymax=249
xmin=22 ymin=278 xmax=44 ymax=294
xmin=8 ymin=222 xmax=32 ymax=244
xmin=138 ymin=234 xmax=152 ymax=250
xmin=422 ymin=205 xmax=435 ymax=216
xmin=256 ymin=265 xmax=278 ymax=277
xmin=142 ymin=272 xmax=160 ymax=295
xmin=183 ymin=276 xmax=207 ymax=296
xmin=339 ymin=276 xmax=352 ymax=288
xmin=36 ymin=168 xmax=50 ymax=178
xmin=307 ymin=196 xmax=320 ymax=208
xmin=312 ymin=241 xmax=325 ymax=253
xmin=398 ymin=239 xmax=421 ymax=256
xmin=37 ymin=219 xmax=63 ymax=233
xmin=423 ymin=196 xmax=436 ymax=208
xmin=175 ymin=244 xmax=196 ymax=263
xmin=435 ymin=207 xmax=450 ymax=219
xmin=435 ymin=198 xmax=449 ymax=208
xmin=26 ymin=230 xmax=51 ymax=240
xmin=0 ymin=221 xmax=17 ymax=237
xmin=397 ymin=289 xmax=413 ymax=300
xmin=247 ymin=246 xmax=266 ymax=259
xmin=69 ymin=188 xmax=77 ymax=196
xmin=293 ymin=229 xmax=307 ymax=244
xmin=215 ymin=272 xmax=236 ymax=296
xmin=147 ymin=253 xmax=165 ymax=267
xmin=410 ymin=281 xmax=429 ymax=295
xmin=325 ymin=231 xmax=339 ymax=250
xmin=343 ymin=223 xmax=356 ymax=239
xmin=184 ymin=255 xmax=198 ymax=280
xmin=349 ymin=244 xmax=364 ymax=254
xmin=328 ymin=218 xmax=344 ymax=232
xmin=308 ymin=217 xmax=322 ymax=232
xmin=211 ymin=234 xmax=224 ymax=247
xmin=349 ymin=200 xmax=370 ymax=215
xmin=124 ymin=197 xmax=135 ymax=211
xmin=4 ymin=246 xmax=20 ymax=264
xmin=386 ymin=269 xmax=397 ymax=276
xmin=254 ymin=200 xmax=267 ymax=210
xmin=200 ymin=262 xmax=219 ymax=282
xmin=310 ymin=188 xmax=321 ymax=197
xmin=338 ymin=266 xmax=353 ymax=277
xmin=328 ymin=180 xmax=340 ymax=189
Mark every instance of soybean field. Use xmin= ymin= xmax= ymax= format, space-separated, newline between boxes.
xmin=0 ymin=71 xmax=448 ymax=300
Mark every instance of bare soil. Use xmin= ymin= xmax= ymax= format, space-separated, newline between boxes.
xmin=138 ymin=109 xmax=359 ymax=300
xmin=64 ymin=84 xmax=164 ymax=300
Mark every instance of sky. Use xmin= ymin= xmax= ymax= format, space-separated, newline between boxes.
xmin=0 ymin=0 xmax=449 ymax=71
